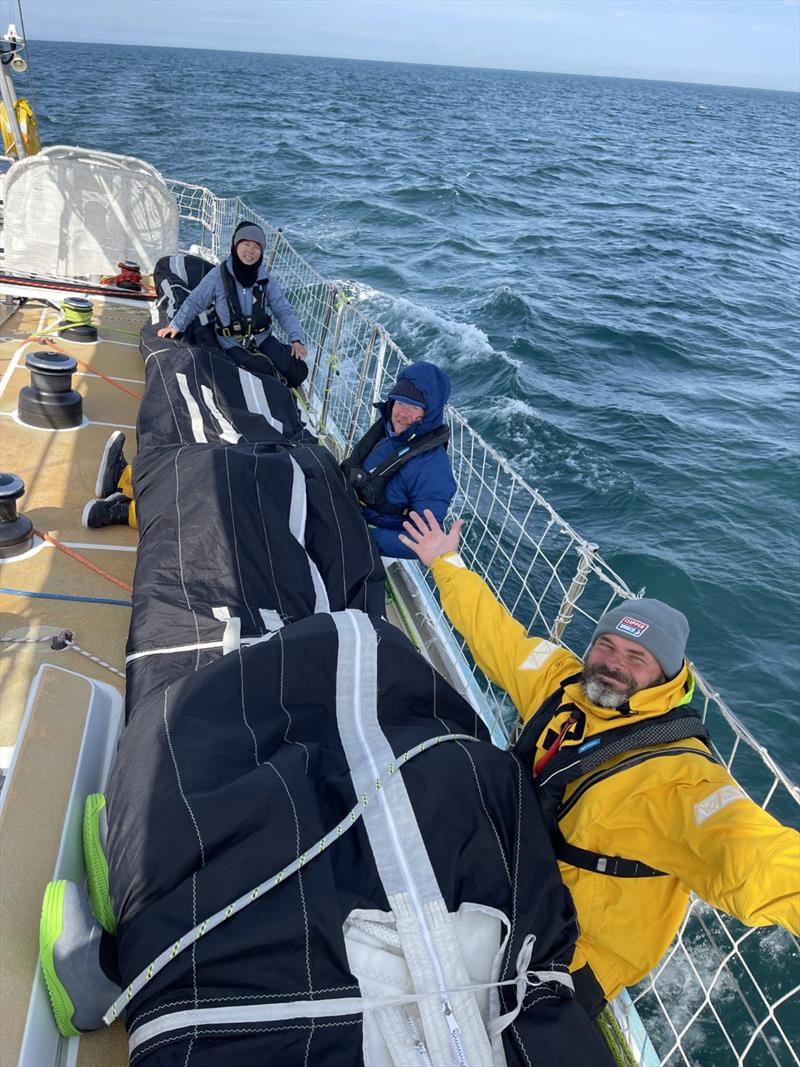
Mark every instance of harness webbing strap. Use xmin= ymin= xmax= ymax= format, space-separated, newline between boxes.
xmin=515 ymin=671 xmax=712 ymax=880
xmin=219 ymin=262 xmax=272 ymax=339
xmin=367 ymin=423 xmax=450 ymax=481
xmin=533 ymin=713 xmax=577 ymax=776
xmin=341 ymin=417 xmax=450 ymax=517
xmin=554 ymin=833 xmax=667 ymax=878
xmin=513 ymin=671 xmax=583 ymax=768
xmin=103 ymin=731 xmax=479 ymax=1026
xmin=537 ymin=712 xmax=712 ymax=795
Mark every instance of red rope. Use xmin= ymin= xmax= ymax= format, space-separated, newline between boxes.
xmin=37 ymin=338 xmax=143 ymax=401
xmin=1 ymin=272 xmax=155 ymax=299
xmin=34 ymin=528 xmax=134 ymax=595
xmin=100 ymin=262 xmax=145 ymax=290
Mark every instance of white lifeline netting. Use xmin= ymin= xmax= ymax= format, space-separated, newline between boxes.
xmin=168 ymin=180 xmax=798 ymax=1067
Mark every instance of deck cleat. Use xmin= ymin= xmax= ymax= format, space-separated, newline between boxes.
xmin=39 ymin=880 xmax=121 ymax=1036
xmin=81 ymin=492 xmax=131 ymax=529
xmin=18 ymin=350 xmax=83 ymax=429
xmin=0 ymin=472 xmax=34 ymax=558
xmin=95 ymin=431 xmax=128 ymax=498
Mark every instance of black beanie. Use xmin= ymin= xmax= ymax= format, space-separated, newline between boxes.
xmin=388 ymin=378 xmax=427 ymax=409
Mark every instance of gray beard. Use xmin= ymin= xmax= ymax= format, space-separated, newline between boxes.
xmin=582 ymin=677 xmax=631 ymax=709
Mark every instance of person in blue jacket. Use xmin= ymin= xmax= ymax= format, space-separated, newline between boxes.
xmin=342 ymin=361 xmax=456 ymax=559
xmin=157 ymin=221 xmax=308 ymax=387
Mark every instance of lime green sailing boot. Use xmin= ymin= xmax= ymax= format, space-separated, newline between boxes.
xmin=39 ymin=880 xmax=121 ymax=1036
xmin=82 ymin=793 xmax=116 ymax=934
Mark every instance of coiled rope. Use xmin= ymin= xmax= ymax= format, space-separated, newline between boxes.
xmin=32 ymin=300 xmax=94 ymax=339
xmin=31 ymin=302 xmax=146 ymax=343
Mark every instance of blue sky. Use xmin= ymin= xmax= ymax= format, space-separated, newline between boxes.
xmin=19 ymin=0 xmax=800 ymax=91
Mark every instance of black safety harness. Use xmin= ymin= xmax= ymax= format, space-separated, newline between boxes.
xmin=341 ymin=417 xmax=450 ymax=516
xmin=218 ymin=263 xmax=272 ymax=347
xmin=514 ymin=672 xmax=717 ymax=878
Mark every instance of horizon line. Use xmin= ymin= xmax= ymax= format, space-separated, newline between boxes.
xmin=28 ymin=36 xmax=800 ymax=96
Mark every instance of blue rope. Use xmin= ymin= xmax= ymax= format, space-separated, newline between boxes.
xmin=0 ymin=587 xmax=132 ymax=608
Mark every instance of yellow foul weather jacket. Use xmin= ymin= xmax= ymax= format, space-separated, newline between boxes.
xmin=430 ymin=553 xmax=800 ymax=1001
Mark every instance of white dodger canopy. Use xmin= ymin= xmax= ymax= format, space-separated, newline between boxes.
xmin=4 ymin=145 xmax=179 ymax=278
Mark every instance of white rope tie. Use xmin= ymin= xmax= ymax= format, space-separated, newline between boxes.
xmin=125 ymin=933 xmax=574 ymax=1057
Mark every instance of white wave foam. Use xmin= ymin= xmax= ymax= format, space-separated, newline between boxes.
xmin=344 ymin=281 xmax=495 ymax=365
xmin=468 ymin=397 xmax=633 ymax=494
xmin=489 ymin=396 xmax=540 ymax=422
xmin=342 ymin=279 xmax=381 ymax=302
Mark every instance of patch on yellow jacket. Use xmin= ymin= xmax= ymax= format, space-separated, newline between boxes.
xmin=519 ymin=641 xmax=558 ymax=671
xmin=441 ymin=552 xmax=467 ymax=568
xmin=694 ymin=785 xmax=745 ymax=825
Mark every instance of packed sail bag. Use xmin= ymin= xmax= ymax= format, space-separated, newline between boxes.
xmin=139 ymin=326 xmax=308 ymax=444
xmin=152 ymin=253 xmax=218 ymax=345
xmin=125 ymin=440 xmax=385 ymax=719
xmin=107 ymin=613 xmax=615 ymax=1067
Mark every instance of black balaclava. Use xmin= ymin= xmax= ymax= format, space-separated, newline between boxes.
xmin=229 ymin=222 xmax=266 ymax=288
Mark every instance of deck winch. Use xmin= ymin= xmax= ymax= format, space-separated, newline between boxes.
xmin=57 ymin=297 xmax=98 ymax=342
xmin=100 ymin=260 xmax=143 ymax=292
xmin=18 ymin=350 xmax=83 ymax=429
xmin=0 ymin=473 xmax=34 ymax=558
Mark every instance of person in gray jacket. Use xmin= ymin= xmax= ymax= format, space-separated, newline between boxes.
xmin=158 ymin=221 xmax=308 ymax=387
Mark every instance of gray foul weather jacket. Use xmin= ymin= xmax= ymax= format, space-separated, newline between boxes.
xmin=168 ymin=256 xmax=305 ymax=351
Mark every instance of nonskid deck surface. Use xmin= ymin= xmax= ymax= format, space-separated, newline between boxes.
xmin=0 ymin=296 xmax=143 ymax=754
xmin=0 ymin=292 xmax=144 ymax=1066
xmin=0 ymin=292 xmax=419 ymax=1067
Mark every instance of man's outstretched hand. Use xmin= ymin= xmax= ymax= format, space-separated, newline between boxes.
xmin=399 ymin=510 xmax=463 ymax=566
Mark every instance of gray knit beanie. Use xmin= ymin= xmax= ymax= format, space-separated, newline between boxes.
xmin=233 ymin=223 xmax=266 ymax=250
xmin=590 ymin=598 xmax=689 ymax=680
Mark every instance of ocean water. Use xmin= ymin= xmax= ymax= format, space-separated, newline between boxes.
xmin=26 ymin=41 xmax=800 ymax=782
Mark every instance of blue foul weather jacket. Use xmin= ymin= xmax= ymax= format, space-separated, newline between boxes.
xmin=358 ymin=362 xmax=456 ymax=559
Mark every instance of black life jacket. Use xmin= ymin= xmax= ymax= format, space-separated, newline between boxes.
xmin=218 ymin=262 xmax=273 ymax=342
xmin=514 ymin=672 xmax=716 ymax=878
xmin=341 ymin=417 xmax=450 ymax=516
xmin=153 ymin=254 xmax=218 ymax=344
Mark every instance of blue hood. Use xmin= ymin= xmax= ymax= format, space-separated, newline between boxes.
xmin=377 ymin=361 xmax=451 ymax=438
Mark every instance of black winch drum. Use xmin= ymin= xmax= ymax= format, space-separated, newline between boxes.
xmin=18 ymin=350 xmax=84 ymax=429
xmin=0 ymin=473 xmax=34 ymax=558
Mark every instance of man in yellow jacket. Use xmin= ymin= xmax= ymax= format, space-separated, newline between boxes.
xmin=399 ymin=510 xmax=800 ymax=1015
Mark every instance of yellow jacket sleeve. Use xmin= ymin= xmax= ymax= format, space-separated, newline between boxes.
xmin=430 ymin=553 xmax=553 ymax=716
xmin=677 ymin=787 xmax=799 ymax=932
xmin=613 ymin=763 xmax=800 ymax=934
